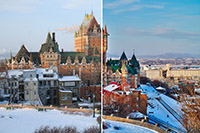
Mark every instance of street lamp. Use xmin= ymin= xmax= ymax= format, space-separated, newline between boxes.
xmin=93 ymin=93 xmax=95 ymax=118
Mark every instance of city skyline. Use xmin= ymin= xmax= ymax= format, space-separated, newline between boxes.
xmin=0 ymin=0 xmax=101 ymax=55
xmin=104 ymin=0 xmax=200 ymax=57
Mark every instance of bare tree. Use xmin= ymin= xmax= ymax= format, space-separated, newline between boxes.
xmin=179 ymin=89 xmax=200 ymax=132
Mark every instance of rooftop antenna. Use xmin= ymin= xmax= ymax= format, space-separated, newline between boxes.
xmin=133 ymin=49 xmax=135 ymax=55
xmin=91 ymin=7 xmax=93 ymax=15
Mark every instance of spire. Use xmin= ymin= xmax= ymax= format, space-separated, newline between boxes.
xmin=46 ymin=32 xmax=51 ymax=43
xmin=91 ymin=8 xmax=93 ymax=16
xmin=104 ymin=25 xmax=107 ymax=34
xmin=120 ymin=51 xmax=128 ymax=60
xmin=10 ymin=50 xmax=12 ymax=60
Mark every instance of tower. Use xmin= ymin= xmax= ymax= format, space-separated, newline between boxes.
xmin=74 ymin=12 xmax=101 ymax=56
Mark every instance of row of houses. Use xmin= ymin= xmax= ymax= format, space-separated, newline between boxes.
xmin=1 ymin=68 xmax=83 ymax=106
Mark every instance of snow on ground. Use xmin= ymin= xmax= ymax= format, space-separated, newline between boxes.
xmin=0 ymin=107 xmax=98 ymax=133
xmin=104 ymin=120 xmax=158 ymax=133
xmin=140 ymin=85 xmax=184 ymax=130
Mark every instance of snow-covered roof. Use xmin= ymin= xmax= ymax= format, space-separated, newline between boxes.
xmin=24 ymin=78 xmax=38 ymax=82
xmin=58 ymin=76 xmax=81 ymax=82
xmin=8 ymin=70 xmax=23 ymax=78
xmin=128 ymin=112 xmax=146 ymax=118
xmin=104 ymin=83 xmax=120 ymax=92
xmin=195 ymin=88 xmax=200 ymax=93
xmin=156 ymin=86 xmax=166 ymax=90
xmin=36 ymin=68 xmax=58 ymax=80
xmin=59 ymin=90 xmax=72 ymax=93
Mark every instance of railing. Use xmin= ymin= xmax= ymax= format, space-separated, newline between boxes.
xmin=148 ymin=115 xmax=186 ymax=133
xmin=103 ymin=115 xmax=168 ymax=133
xmin=156 ymin=97 xmax=184 ymax=125
xmin=0 ymin=104 xmax=99 ymax=114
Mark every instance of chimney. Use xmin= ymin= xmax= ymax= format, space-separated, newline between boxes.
xmin=52 ymin=32 xmax=55 ymax=42
xmin=73 ymin=69 xmax=75 ymax=76
xmin=61 ymin=49 xmax=64 ymax=53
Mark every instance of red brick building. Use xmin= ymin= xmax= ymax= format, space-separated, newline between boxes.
xmin=103 ymin=82 xmax=147 ymax=117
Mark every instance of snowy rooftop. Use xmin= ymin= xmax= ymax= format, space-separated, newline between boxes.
xmin=8 ymin=70 xmax=23 ymax=78
xmin=104 ymin=83 xmax=120 ymax=92
xmin=24 ymin=78 xmax=38 ymax=82
xmin=58 ymin=76 xmax=81 ymax=82
xmin=59 ymin=90 xmax=72 ymax=93
xmin=36 ymin=68 xmax=58 ymax=80
xmin=128 ymin=112 xmax=146 ymax=118
xmin=156 ymin=86 xmax=166 ymax=90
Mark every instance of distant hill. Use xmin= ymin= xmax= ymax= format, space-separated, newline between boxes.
xmin=0 ymin=52 xmax=16 ymax=60
xmin=107 ymin=52 xmax=200 ymax=59
xmin=138 ymin=53 xmax=200 ymax=59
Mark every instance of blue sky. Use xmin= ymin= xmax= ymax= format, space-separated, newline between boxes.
xmin=0 ymin=0 xmax=101 ymax=54
xmin=104 ymin=0 xmax=200 ymax=57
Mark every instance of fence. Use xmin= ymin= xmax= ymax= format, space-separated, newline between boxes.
xmin=103 ymin=115 xmax=168 ymax=133
xmin=0 ymin=104 xmax=99 ymax=114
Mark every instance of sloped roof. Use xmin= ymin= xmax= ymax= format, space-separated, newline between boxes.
xmin=39 ymin=32 xmax=60 ymax=54
xmin=120 ymin=51 xmax=128 ymax=60
xmin=60 ymin=52 xmax=100 ymax=64
xmin=15 ymin=45 xmax=30 ymax=62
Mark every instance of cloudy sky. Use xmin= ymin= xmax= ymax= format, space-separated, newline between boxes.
xmin=104 ymin=0 xmax=200 ymax=57
xmin=0 ymin=0 xmax=101 ymax=55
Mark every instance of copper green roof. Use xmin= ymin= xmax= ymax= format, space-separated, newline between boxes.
xmin=60 ymin=52 xmax=100 ymax=64
xmin=120 ymin=51 xmax=128 ymax=60
xmin=39 ymin=32 xmax=60 ymax=54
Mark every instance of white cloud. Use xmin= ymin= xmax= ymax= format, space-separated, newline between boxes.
xmin=0 ymin=0 xmax=41 ymax=12
xmin=108 ymin=0 xmax=164 ymax=14
xmin=0 ymin=49 xmax=6 ymax=54
xmin=122 ymin=27 xmax=200 ymax=40
xmin=130 ymin=4 xmax=164 ymax=11
xmin=104 ymin=0 xmax=140 ymax=9
xmin=55 ymin=25 xmax=79 ymax=34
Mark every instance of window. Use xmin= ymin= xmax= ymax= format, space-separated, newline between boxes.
xmin=34 ymin=82 xmax=36 ymax=86
xmin=44 ymin=81 xmax=46 ymax=86
xmin=34 ymin=90 xmax=36 ymax=95
xmin=48 ymin=81 xmax=51 ymax=86
xmin=26 ymin=83 xmax=29 ymax=86
xmin=26 ymin=91 xmax=29 ymax=95
xmin=54 ymin=90 xmax=57 ymax=95
xmin=62 ymin=94 xmax=71 ymax=101
xmin=30 ymin=74 xmax=32 ymax=77
xmin=54 ymin=81 xmax=57 ymax=86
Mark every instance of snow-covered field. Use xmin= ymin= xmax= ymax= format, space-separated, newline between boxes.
xmin=104 ymin=120 xmax=158 ymax=133
xmin=0 ymin=107 xmax=98 ymax=133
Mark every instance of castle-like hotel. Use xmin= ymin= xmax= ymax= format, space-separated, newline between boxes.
xmin=7 ymin=12 xmax=108 ymax=86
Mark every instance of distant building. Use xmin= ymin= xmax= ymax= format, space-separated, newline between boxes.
xmin=104 ymin=51 xmax=140 ymax=88
xmin=143 ymin=64 xmax=200 ymax=80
